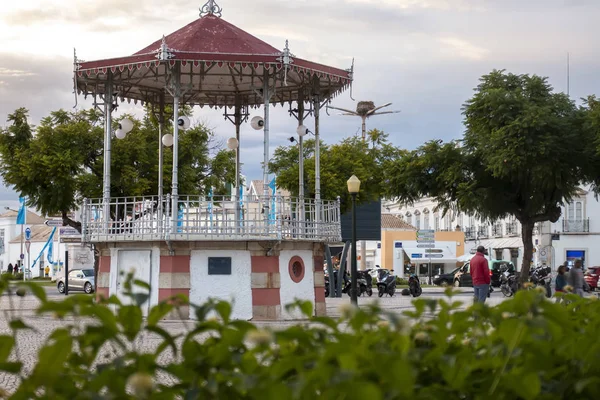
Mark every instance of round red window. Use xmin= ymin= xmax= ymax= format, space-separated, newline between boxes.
xmin=288 ymin=256 xmax=305 ymax=283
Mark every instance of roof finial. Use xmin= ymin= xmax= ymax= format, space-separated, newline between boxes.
xmin=200 ymin=0 xmax=223 ymax=17
xmin=277 ymin=40 xmax=295 ymax=87
xmin=155 ymin=35 xmax=174 ymax=61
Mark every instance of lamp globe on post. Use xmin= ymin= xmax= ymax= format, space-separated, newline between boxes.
xmin=347 ymin=175 xmax=361 ymax=306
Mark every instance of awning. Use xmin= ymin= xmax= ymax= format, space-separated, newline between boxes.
xmin=404 ymin=246 xmax=457 ymax=263
xmin=478 ymin=237 xmax=522 ymax=249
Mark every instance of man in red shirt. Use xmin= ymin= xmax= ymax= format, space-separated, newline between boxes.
xmin=470 ymin=246 xmax=491 ymax=303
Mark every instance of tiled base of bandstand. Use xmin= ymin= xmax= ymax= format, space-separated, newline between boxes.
xmin=96 ymin=241 xmax=326 ymax=320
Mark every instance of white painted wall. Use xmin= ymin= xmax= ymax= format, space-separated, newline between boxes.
xmin=189 ymin=250 xmax=252 ymax=320
xmin=109 ymin=247 xmax=160 ymax=316
xmin=553 ymin=236 xmax=598 ymax=269
xmin=279 ymin=250 xmax=315 ymax=319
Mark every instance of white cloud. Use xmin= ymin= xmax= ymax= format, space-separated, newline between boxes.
xmin=438 ymin=37 xmax=489 ymax=61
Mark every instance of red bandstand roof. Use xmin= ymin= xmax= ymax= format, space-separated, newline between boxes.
xmin=75 ymin=14 xmax=352 ymax=108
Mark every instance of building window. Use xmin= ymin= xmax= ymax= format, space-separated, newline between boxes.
xmin=0 ymin=228 xmax=4 ymax=255
xmin=566 ymin=201 xmax=584 ymax=221
xmin=414 ymin=211 xmax=421 ymax=230
xmin=288 ymin=256 xmax=305 ymax=283
xmin=434 ymin=214 xmax=440 ymax=231
xmin=423 ymin=211 xmax=430 ymax=230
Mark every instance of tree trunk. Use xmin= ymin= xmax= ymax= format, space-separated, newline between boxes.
xmin=519 ymin=220 xmax=535 ymax=286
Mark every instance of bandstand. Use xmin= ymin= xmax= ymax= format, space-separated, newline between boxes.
xmin=75 ymin=1 xmax=353 ymax=320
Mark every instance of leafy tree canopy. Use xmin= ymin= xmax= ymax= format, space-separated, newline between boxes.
xmin=0 ymin=108 xmax=235 ymax=228
xmin=268 ymin=129 xmax=404 ymax=213
xmin=386 ymin=70 xmax=597 ymax=278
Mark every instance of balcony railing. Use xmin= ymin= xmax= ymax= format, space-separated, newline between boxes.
xmin=464 ymin=227 xmax=475 ymax=240
xmin=562 ymin=218 xmax=590 ymax=233
xmin=505 ymin=221 xmax=518 ymax=236
xmin=477 ymin=227 xmax=489 ymax=239
xmin=492 ymin=223 xmax=503 ymax=237
xmin=81 ymin=194 xmax=342 ymax=243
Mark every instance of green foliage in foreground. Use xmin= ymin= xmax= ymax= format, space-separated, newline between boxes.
xmin=0 ymin=276 xmax=599 ymax=399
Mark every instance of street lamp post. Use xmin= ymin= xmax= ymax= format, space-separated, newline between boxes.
xmin=227 ymin=137 xmax=240 ymax=232
xmin=347 ymin=175 xmax=361 ymax=306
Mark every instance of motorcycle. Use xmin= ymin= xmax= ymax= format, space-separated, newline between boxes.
xmin=325 ymin=270 xmax=351 ymax=297
xmin=357 ymin=269 xmax=374 ymax=297
xmin=376 ymin=269 xmax=396 ymax=297
xmin=530 ymin=265 xmax=552 ymax=298
xmin=408 ymin=273 xmax=422 ymax=297
xmin=499 ymin=265 xmax=518 ymax=297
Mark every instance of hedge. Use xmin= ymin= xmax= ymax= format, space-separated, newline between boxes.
xmin=0 ymin=274 xmax=599 ymax=399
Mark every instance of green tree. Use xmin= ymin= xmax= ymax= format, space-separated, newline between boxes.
xmin=268 ymin=129 xmax=404 ymax=213
xmin=0 ymin=108 xmax=235 ymax=228
xmin=386 ymin=70 xmax=596 ymax=281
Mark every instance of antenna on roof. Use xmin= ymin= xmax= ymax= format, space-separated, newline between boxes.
xmin=566 ymin=52 xmax=570 ymax=97
xmin=200 ymin=0 xmax=223 ymax=17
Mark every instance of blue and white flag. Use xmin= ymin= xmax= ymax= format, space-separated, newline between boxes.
xmin=177 ymin=204 xmax=183 ymax=233
xmin=92 ymin=206 xmax=100 ymax=221
xmin=268 ymin=177 xmax=276 ymax=225
xmin=16 ymin=197 xmax=26 ymax=225
xmin=208 ymin=187 xmax=214 ymax=224
xmin=47 ymin=234 xmax=54 ymax=264
xmin=239 ymin=184 xmax=244 ymax=222
xmin=31 ymin=227 xmax=56 ymax=269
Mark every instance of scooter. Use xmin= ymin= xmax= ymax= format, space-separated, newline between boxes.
xmin=408 ymin=273 xmax=422 ymax=297
xmin=530 ymin=265 xmax=552 ymax=298
xmin=357 ymin=269 xmax=373 ymax=297
xmin=500 ymin=266 xmax=518 ymax=297
xmin=376 ymin=269 xmax=396 ymax=297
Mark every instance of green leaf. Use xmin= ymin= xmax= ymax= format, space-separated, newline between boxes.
xmin=81 ymin=304 xmax=119 ymax=333
xmin=0 ymin=335 xmax=15 ymax=363
xmin=20 ymin=281 xmax=47 ymax=302
xmin=518 ymin=372 xmax=541 ymax=400
xmin=214 ymin=301 xmax=231 ymax=323
xmin=0 ymin=362 xmax=22 ymax=374
xmin=145 ymin=325 xmax=178 ymax=356
xmin=30 ymin=328 xmax=72 ymax=385
xmin=133 ymin=293 xmax=150 ymax=307
xmin=9 ymin=319 xmax=33 ymax=331
xmin=118 ymin=305 xmax=143 ymax=341
xmin=132 ymin=279 xmax=151 ymax=291
xmin=147 ymin=302 xmax=174 ymax=326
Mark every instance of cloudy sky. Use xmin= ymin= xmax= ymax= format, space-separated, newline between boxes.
xmin=1 ymin=0 xmax=599 ymax=209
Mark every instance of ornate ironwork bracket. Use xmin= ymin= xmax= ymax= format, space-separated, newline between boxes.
xmin=277 ymin=40 xmax=295 ymax=86
xmin=346 ymin=57 xmax=355 ymax=101
xmin=200 ymin=0 xmax=223 ymax=17
xmin=154 ymin=35 xmax=175 ymax=61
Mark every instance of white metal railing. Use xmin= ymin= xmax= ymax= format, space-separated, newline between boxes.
xmin=81 ymin=194 xmax=341 ymax=243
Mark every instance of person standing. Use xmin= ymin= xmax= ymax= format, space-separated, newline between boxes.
xmin=7 ymin=263 xmax=13 ymax=275
xmin=567 ymin=260 xmax=585 ymax=297
xmin=471 ymin=246 xmax=491 ymax=303
xmin=555 ymin=265 xmax=567 ymax=293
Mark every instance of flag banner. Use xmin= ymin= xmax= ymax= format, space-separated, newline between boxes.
xmin=268 ymin=177 xmax=276 ymax=225
xmin=31 ymin=227 xmax=56 ymax=270
xmin=16 ymin=197 xmax=26 ymax=225
xmin=47 ymin=234 xmax=54 ymax=264
xmin=239 ymin=185 xmax=244 ymax=223
xmin=92 ymin=206 xmax=100 ymax=221
xmin=177 ymin=204 xmax=184 ymax=233
xmin=208 ymin=187 xmax=214 ymax=224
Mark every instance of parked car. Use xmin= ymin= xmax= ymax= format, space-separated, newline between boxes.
xmin=454 ymin=260 xmax=515 ymax=287
xmin=584 ymin=266 xmax=599 ymax=291
xmin=433 ymin=267 xmax=461 ymax=286
xmin=57 ymin=269 xmax=95 ymax=294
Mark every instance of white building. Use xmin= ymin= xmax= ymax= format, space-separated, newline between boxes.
xmin=384 ymin=185 xmax=600 ymax=271
xmin=0 ymin=209 xmax=94 ymax=278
